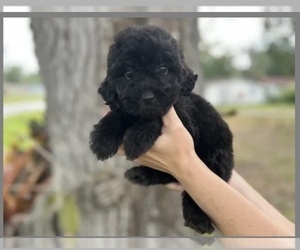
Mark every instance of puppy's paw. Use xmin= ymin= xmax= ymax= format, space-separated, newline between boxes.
xmin=124 ymin=167 xmax=152 ymax=186
xmin=183 ymin=214 xmax=214 ymax=235
xmin=123 ymin=138 xmax=150 ymax=160
xmin=182 ymin=191 xmax=215 ymax=235
xmin=190 ymin=237 xmax=215 ymax=246
xmin=89 ymin=125 xmax=120 ymax=161
xmin=123 ymin=119 xmax=162 ymax=160
xmin=89 ymin=112 xmax=128 ymax=161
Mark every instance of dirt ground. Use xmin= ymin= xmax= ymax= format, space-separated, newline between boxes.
xmin=224 ymin=111 xmax=295 ymax=222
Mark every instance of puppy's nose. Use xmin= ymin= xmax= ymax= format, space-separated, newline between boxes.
xmin=142 ymin=92 xmax=154 ymax=103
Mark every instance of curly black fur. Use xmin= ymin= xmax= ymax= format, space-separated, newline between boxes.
xmin=89 ymin=25 xmax=234 ymax=240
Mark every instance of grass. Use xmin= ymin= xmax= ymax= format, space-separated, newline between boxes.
xmin=216 ymin=102 xmax=295 ymax=110
xmin=3 ymin=103 xmax=295 ymax=222
xmin=224 ymin=111 xmax=295 ymax=222
xmin=3 ymin=111 xmax=45 ymax=151
xmin=217 ymin=102 xmax=294 ymax=114
xmin=3 ymin=93 xmax=45 ymax=104
xmin=216 ymin=103 xmax=295 ymax=121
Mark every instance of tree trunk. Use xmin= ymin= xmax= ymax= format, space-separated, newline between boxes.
xmin=11 ymin=7 xmax=203 ymax=248
xmin=177 ymin=16 xmax=204 ymax=94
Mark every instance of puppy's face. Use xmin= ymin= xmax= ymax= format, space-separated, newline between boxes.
xmin=99 ymin=25 xmax=197 ymax=118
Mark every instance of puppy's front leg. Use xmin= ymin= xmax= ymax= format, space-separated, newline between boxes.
xmin=89 ymin=112 xmax=131 ymax=161
xmin=123 ymin=118 xmax=162 ymax=160
xmin=182 ymin=191 xmax=214 ymax=235
xmin=124 ymin=166 xmax=178 ymax=186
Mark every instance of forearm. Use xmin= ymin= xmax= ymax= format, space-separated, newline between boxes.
xmin=229 ymin=170 xmax=295 ymax=235
xmin=172 ymin=154 xmax=293 ymax=237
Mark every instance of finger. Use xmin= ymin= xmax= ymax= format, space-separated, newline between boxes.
xmin=165 ymin=183 xmax=184 ymax=192
xmin=162 ymin=106 xmax=184 ymax=128
xmin=103 ymin=110 xmax=111 ymax=118
xmin=116 ymin=144 xmax=125 ymax=155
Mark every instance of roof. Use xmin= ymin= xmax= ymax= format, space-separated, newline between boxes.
xmin=262 ymin=76 xmax=294 ymax=85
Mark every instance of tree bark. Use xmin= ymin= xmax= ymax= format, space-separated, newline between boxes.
xmin=14 ymin=7 xmax=203 ymax=248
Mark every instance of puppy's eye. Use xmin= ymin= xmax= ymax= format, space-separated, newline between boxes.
xmin=159 ymin=65 xmax=168 ymax=75
xmin=125 ymin=71 xmax=133 ymax=80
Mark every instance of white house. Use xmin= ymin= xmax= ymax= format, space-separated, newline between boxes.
xmin=203 ymin=78 xmax=269 ymax=105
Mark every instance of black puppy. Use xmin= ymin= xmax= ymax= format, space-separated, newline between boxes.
xmin=89 ymin=25 xmax=234 ymax=236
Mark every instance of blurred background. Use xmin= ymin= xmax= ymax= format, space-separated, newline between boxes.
xmin=3 ymin=6 xmax=295 ymax=248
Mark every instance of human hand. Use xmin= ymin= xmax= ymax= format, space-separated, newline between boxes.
xmin=117 ymin=106 xmax=199 ymax=177
xmin=165 ymin=183 xmax=184 ymax=192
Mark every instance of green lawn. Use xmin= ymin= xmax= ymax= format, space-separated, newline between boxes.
xmin=3 ymin=111 xmax=45 ymax=151
xmin=217 ymin=103 xmax=295 ymax=120
xmin=3 ymin=93 xmax=45 ymax=104
xmin=216 ymin=103 xmax=295 ymax=113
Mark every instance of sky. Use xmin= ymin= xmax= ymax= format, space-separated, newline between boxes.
xmin=3 ymin=6 xmax=282 ymax=73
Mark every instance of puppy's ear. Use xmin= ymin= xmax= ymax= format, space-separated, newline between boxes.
xmin=98 ymin=78 xmax=120 ymax=110
xmin=180 ymin=64 xmax=197 ymax=96
xmin=98 ymin=78 xmax=109 ymax=101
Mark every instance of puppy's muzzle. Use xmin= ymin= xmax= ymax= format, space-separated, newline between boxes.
xmin=142 ymin=91 xmax=155 ymax=104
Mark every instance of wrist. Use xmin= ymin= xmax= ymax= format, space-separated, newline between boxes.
xmin=172 ymin=152 xmax=206 ymax=181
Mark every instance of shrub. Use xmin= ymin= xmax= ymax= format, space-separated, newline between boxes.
xmin=268 ymin=83 xmax=295 ymax=104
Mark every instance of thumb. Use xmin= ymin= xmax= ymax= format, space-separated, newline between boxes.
xmin=162 ymin=106 xmax=184 ymax=129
